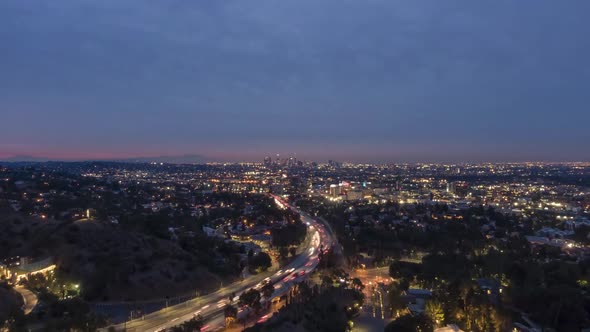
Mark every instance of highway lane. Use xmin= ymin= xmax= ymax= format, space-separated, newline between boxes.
xmin=105 ymin=197 xmax=334 ymax=332
xmin=146 ymin=216 xmax=328 ymax=332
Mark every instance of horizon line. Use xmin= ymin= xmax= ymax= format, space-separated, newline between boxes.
xmin=1 ymin=158 xmax=589 ymax=165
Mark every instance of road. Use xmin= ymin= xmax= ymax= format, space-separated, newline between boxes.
xmin=104 ymin=196 xmax=335 ymax=332
xmin=352 ymin=267 xmax=391 ymax=285
xmin=15 ymin=286 xmax=38 ymax=315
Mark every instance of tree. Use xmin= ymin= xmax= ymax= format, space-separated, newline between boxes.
xmin=224 ymin=305 xmax=237 ymax=328
xmin=224 ymin=305 xmax=237 ymax=319
xmin=420 ymin=253 xmax=471 ymax=286
xmin=351 ymin=278 xmax=364 ymax=291
xmin=461 ymin=292 xmax=512 ymax=332
xmin=248 ymin=252 xmax=272 ymax=273
xmin=387 ymin=282 xmax=406 ymax=318
xmin=425 ymin=300 xmax=445 ymax=327
xmin=278 ymin=247 xmax=289 ymax=260
xmin=321 ymin=275 xmax=334 ymax=289
xmin=295 ymin=281 xmax=313 ymax=302
xmin=172 ymin=315 xmax=204 ymax=332
xmin=239 ymin=288 xmax=262 ymax=311
xmin=385 ymin=314 xmax=433 ymax=332
xmin=271 ymin=222 xmax=307 ymax=247
xmin=389 ymin=261 xmax=421 ymax=280
xmin=1 ymin=306 xmax=26 ymax=332
xmin=574 ymin=225 xmax=590 ymax=244
xmin=261 ymin=282 xmax=275 ymax=300
xmin=35 ymin=298 xmax=107 ymax=332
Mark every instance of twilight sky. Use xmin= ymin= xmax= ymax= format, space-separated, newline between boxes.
xmin=1 ymin=0 xmax=589 ymax=163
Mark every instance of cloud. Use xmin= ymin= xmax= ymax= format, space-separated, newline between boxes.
xmin=0 ymin=0 xmax=589 ymax=161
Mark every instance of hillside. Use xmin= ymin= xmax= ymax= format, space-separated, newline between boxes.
xmin=0 ymin=285 xmax=22 ymax=323
xmin=0 ymin=213 xmax=223 ymax=301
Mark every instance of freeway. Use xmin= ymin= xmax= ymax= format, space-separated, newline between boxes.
xmin=104 ymin=196 xmax=335 ymax=332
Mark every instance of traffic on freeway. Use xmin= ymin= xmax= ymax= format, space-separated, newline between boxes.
xmin=103 ymin=196 xmax=334 ymax=332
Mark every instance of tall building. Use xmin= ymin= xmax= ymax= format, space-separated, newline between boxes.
xmin=264 ymin=156 xmax=272 ymax=167
xmin=446 ymin=181 xmax=456 ymax=194
xmin=328 ymin=160 xmax=342 ymax=168
xmin=329 ymin=184 xmax=340 ymax=197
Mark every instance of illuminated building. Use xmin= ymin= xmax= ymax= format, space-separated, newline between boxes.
xmin=329 ymin=184 xmax=340 ymax=197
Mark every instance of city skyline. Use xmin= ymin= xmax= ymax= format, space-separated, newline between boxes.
xmin=1 ymin=151 xmax=590 ymax=164
xmin=2 ymin=0 xmax=590 ymax=162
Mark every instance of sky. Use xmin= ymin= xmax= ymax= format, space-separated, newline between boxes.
xmin=1 ymin=0 xmax=589 ymax=163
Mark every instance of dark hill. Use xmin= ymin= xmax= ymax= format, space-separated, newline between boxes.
xmin=0 ymin=214 xmax=221 ymax=301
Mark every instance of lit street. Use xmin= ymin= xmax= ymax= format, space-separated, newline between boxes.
xmin=14 ymin=286 xmax=38 ymax=315
xmin=103 ymin=198 xmax=335 ymax=332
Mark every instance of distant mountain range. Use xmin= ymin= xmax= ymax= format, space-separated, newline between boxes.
xmin=0 ymin=154 xmax=208 ymax=164
xmin=112 ymin=154 xmax=208 ymax=164
xmin=0 ymin=155 xmax=53 ymax=162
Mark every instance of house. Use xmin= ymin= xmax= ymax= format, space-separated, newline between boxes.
xmin=476 ymin=278 xmax=502 ymax=303
xmin=525 ymin=236 xmax=564 ymax=248
xmin=564 ymin=218 xmax=590 ymax=231
xmin=202 ymin=226 xmax=222 ymax=237
xmin=403 ymin=288 xmax=432 ymax=314
xmin=536 ymin=227 xmax=573 ymax=239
